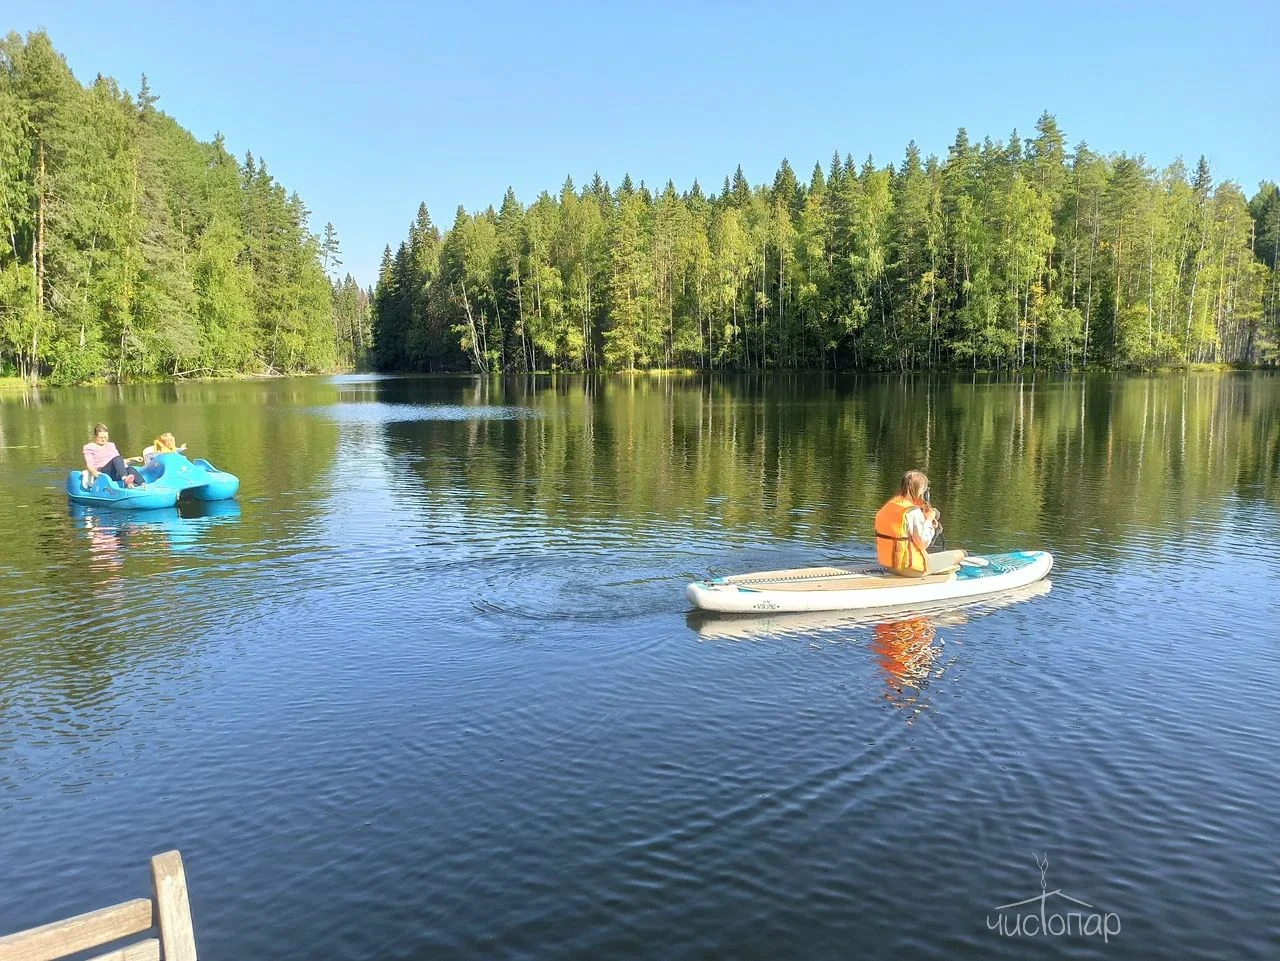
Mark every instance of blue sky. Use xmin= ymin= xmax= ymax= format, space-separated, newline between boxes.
xmin=12 ymin=0 xmax=1277 ymax=287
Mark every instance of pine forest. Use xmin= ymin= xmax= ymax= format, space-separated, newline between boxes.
xmin=373 ymin=132 xmax=1279 ymax=374
xmin=0 ymin=31 xmax=369 ymax=384
xmin=3 ymin=31 xmax=1277 ymax=383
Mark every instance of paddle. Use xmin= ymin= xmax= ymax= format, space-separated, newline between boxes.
xmin=923 ymin=491 xmax=988 ymax=566
xmin=924 ymin=488 xmax=947 ymax=552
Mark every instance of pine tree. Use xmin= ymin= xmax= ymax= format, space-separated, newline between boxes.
xmin=321 ymin=222 xmax=341 ymax=275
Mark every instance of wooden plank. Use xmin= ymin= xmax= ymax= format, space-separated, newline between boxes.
xmin=0 ymin=899 xmax=152 ymax=961
xmin=86 ymin=939 xmax=161 ymax=961
xmin=150 ymin=852 xmax=197 ymax=961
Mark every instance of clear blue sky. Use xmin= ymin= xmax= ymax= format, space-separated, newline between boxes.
xmin=12 ymin=0 xmax=1277 ymax=288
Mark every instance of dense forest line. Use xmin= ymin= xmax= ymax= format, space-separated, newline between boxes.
xmin=0 ymin=31 xmax=371 ymax=384
xmin=373 ymin=117 xmax=1279 ymax=373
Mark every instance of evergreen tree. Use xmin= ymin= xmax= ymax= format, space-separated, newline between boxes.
xmin=321 ymin=222 xmax=342 ymax=275
xmin=0 ymin=31 xmax=347 ymax=382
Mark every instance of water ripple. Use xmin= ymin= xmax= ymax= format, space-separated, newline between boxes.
xmin=3 ymin=375 xmax=1280 ymax=961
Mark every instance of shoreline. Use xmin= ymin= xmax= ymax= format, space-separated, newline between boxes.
xmin=4 ymin=360 xmax=1272 ymax=389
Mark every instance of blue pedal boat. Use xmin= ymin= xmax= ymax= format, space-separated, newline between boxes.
xmin=66 ymin=452 xmax=239 ymax=509
xmin=137 ymin=452 xmax=240 ymax=501
xmin=66 ymin=471 xmax=179 ymax=509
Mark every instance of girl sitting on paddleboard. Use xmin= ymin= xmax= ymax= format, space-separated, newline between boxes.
xmin=874 ymin=470 xmax=967 ymax=577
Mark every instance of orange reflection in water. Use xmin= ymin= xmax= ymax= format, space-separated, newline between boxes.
xmin=870 ymin=614 xmax=947 ymax=718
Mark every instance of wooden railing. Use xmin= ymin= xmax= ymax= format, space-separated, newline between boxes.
xmin=0 ymin=851 xmax=197 ymax=961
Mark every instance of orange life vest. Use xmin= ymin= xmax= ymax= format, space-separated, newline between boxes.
xmin=875 ymin=495 xmax=928 ymax=573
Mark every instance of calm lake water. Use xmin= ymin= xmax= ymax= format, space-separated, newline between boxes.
xmin=1 ymin=372 xmax=1278 ymax=960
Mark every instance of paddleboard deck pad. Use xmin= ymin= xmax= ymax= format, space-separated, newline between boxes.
xmin=686 ymin=550 xmax=1053 ymax=614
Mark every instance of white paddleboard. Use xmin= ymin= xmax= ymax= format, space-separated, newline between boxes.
xmin=686 ymin=550 xmax=1054 ymax=614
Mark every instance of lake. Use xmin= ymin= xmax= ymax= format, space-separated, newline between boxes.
xmin=1 ymin=372 xmax=1278 ymax=960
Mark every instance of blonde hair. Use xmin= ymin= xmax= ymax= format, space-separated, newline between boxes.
xmin=898 ymin=470 xmax=929 ymax=502
xmin=153 ymin=432 xmax=178 ymax=453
